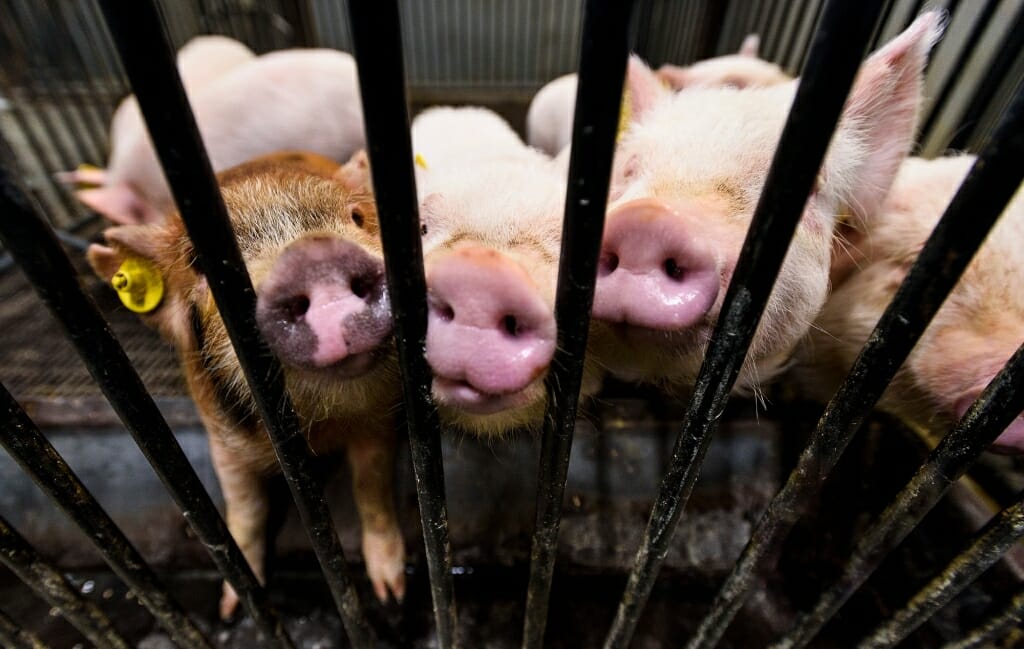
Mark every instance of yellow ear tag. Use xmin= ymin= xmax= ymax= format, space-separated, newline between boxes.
xmin=617 ymin=86 xmax=632 ymax=142
xmin=414 ymin=153 xmax=429 ymax=170
xmin=73 ymin=163 xmax=104 ymax=190
xmin=111 ymin=257 xmax=164 ymax=314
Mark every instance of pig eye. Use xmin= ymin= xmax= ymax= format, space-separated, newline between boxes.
xmin=420 ymin=223 xmax=428 ymax=236
xmin=350 ymin=208 xmax=365 ymax=228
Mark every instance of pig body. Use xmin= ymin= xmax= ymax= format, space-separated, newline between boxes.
xmin=412 ymin=107 xmax=602 ymax=435
xmin=588 ymin=13 xmax=944 ymax=398
xmin=795 ymin=155 xmax=1024 ymax=452
xmin=526 ymin=36 xmax=791 ymax=156
xmin=74 ymin=49 xmax=365 ymax=225
xmin=87 ymin=151 xmax=404 ymax=617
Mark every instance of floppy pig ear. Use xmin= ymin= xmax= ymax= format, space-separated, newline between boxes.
xmin=836 ymin=11 xmax=945 ymax=223
xmin=76 ymin=183 xmax=166 ymax=225
xmin=739 ymin=34 xmax=760 ymax=57
xmin=626 ymin=55 xmax=669 ymax=122
xmin=87 ymin=225 xmax=166 ymax=282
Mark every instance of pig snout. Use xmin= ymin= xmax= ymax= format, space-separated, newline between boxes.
xmin=256 ymin=235 xmax=390 ymax=376
xmin=425 ymin=247 xmax=556 ymax=415
xmin=594 ymin=199 xmax=720 ymax=330
xmin=954 ymin=393 xmax=1024 ymax=456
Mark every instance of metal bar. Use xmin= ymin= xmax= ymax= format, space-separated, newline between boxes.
xmin=856 ymin=493 xmax=1024 ymax=649
xmin=769 ymin=341 xmax=1024 ymax=649
xmin=942 ymin=586 xmax=1024 ymax=649
xmin=523 ymin=0 xmax=635 ymax=647
xmin=684 ymin=82 xmax=1024 ymax=649
xmin=918 ymin=0 xmax=1000 ymax=143
xmin=947 ymin=1 xmax=1024 ymax=152
xmin=601 ymin=2 xmax=887 ymax=647
xmin=0 ymin=514 xmax=132 ymax=649
xmin=93 ymin=1 xmax=377 ymax=645
xmin=0 ymin=609 xmax=48 ymax=649
xmin=0 ymin=135 xmax=294 ymax=649
xmin=344 ymin=2 xmax=456 ymax=647
xmin=0 ymin=383 xmax=211 ymax=649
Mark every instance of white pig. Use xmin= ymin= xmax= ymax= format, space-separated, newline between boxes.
xmin=526 ymin=35 xmax=791 ymax=156
xmin=795 ymin=155 xmax=1024 ymax=452
xmin=588 ymin=12 xmax=944 ymax=399
xmin=68 ymin=49 xmax=365 ymax=225
xmin=412 ymin=107 xmax=603 ymax=435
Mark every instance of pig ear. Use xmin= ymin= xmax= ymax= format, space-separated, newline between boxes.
xmin=739 ymin=34 xmax=760 ymax=57
xmin=54 ymin=167 xmax=108 ymax=188
xmin=334 ymin=150 xmax=372 ymax=191
xmin=655 ymin=64 xmax=690 ymax=91
xmin=86 ymin=225 xmax=165 ymax=281
xmin=626 ymin=55 xmax=669 ymax=121
xmin=76 ymin=184 xmax=165 ymax=225
xmin=834 ymin=10 xmax=944 ymax=223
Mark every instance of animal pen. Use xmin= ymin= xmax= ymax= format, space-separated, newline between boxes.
xmin=0 ymin=0 xmax=1023 ymax=647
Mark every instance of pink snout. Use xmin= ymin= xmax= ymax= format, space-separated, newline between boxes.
xmin=256 ymin=235 xmax=390 ymax=376
xmin=955 ymin=393 xmax=1024 ymax=456
xmin=426 ymin=247 xmax=556 ymax=415
xmin=593 ymin=199 xmax=720 ymax=331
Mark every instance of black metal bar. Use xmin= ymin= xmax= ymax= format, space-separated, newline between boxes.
xmin=856 ymin=493 xmax=1024 ymax=649
xmin=947 ymin=1 xmax=1024 ymax=152
xmin=523 ymin=1 xmax=635 ymax=647
xmin=0 ymin=609 xmax=48 ymax=649
xmin=918 ymin=0 xmax=1000 ymax=143
xmin=942 ymin=587 xmax=1024 ymax=649
xmin=0 ymin=383 xmax=211 ymax=649
xmin=93 ymin=1 xmax=377 ymax=646
xmin=0 ymin=514 xmax=132 ymax=649
xmin=601 ymin=2 xmax=887 ymax=647
xmin=684 ymin=82 xmax=1024 ymax=649
xmin=344 ymin=2 xmax=456 ymax=647
xmin=0 ymin=134 xmax=294 ymax=649
xmin=769 ymin=342 xmax=1024 ymax=649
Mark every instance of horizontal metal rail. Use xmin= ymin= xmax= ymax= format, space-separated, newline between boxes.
xmin=686 ymin=81 xmax=1024 ymax=649
xmin=0 ymin=132 xmax=293 ymax=649
xmin=856 ymin=492 xmax=1024 ymax=649
xmin=0 ymin=382 xmax=211 ymax=649
xmin=0 ymin=513 xmax=131 ymax=649
xmin=602 ymin=1 xmax=887 ymax=646
xmin=94 ymin=0 xmax=377 ymax=645
xmin=0 ymin=608 xmax=49 ymax=649
xmin=345 ymin=1 xmax=456 ymax=646
xmin=523 ymin=1 xmax=636 ymax=647
xmin=942 ymin=586 xmax=1024 ymax=649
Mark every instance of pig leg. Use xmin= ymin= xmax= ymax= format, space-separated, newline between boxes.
xmin=208 ymin=432 xmax=270 ymax=620
xmin=346 ymin=428 xmax=406 ymax=603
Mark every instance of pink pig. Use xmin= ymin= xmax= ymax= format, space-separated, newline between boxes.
xmin=795 ymin=155 xmax=1024 ymax=452
xmin=588 ymin=12 xmax=944 ymax=398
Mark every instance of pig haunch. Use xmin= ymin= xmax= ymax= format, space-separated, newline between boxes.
xmin=588 ymin=12 xmax=944 ymax=400
xmin=68 ymin=48 xmax=366 ymax=226
xmin=86 ymin=151 xmax=405 ymax=618
xmin=795 ymin=155 xmax=1024 ymax=453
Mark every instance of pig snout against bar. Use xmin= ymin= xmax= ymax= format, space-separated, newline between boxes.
xmin=0 ymin=2 xmax=1022 ymax=649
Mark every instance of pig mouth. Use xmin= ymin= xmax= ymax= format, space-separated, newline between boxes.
xmin=297 ymin=346 xmax=384 ymax=381
xmin=432 ymin=376 xmax=536 ymax=416
xmin=954 ymin=394 xmax=1024 ymax=456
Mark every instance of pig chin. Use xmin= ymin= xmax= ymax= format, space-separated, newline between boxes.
xmin=432 ymin=375 xmax=542 ymax=418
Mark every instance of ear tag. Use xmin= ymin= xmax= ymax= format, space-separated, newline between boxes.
xmin=414 ymin=153 xmax=429 ymax=170
xmin=617 ymin=87 xmax=632 ymax=142
xmin=73 ymin=163 xmax=104 ymax=189
xmin=111 ymin=257 xmax=164 ymax=313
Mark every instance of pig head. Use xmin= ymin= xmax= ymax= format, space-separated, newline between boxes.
xmin=86 ymin=151 xmax=405 ymax=616
xmin=590 ymin=12 xmax=944 ymax=397
xmin=796 ymin=155 xmax=1024 ymax=453
xmin=656 ymin=33 xmax=792 ymax=90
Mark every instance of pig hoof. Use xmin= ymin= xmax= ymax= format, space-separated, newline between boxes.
xmin=363 ymin=529 xmax=406 ymax=603
xmin=219 ymin=581 xmax=241 ymax=621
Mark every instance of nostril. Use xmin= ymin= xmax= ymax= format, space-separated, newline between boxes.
xmin=350 ymin=275 xmax=371 ymax=299
xmin=430 ymin=299 xmax=455 ymax=322
xmin=663 ymin=258 xmax=685 ymax=281
xmin=502 ymin=315 xmax=520 ymax=338
xmin=599 ymin=252 xmax=619 ymax=277
xmin=280 ymin=294 xmax=310 ymax=323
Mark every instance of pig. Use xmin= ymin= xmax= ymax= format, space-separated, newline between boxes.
xmin=67 ymin=49 xmax=365 ymax=225
xmin=59 ymin=35 xmax=256 ymax=193
xmin=794 ymin=155 xmax=1024 ymax=452
xmin=588 ymin=12 xmax=944 ymax=400
xmin=526 ymin=35 xmax=791 ymax=156
xmin=86 ymin=151 xmax=405 ymax=618
xmin=412 ymin=107 xmax=604 ymax=435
